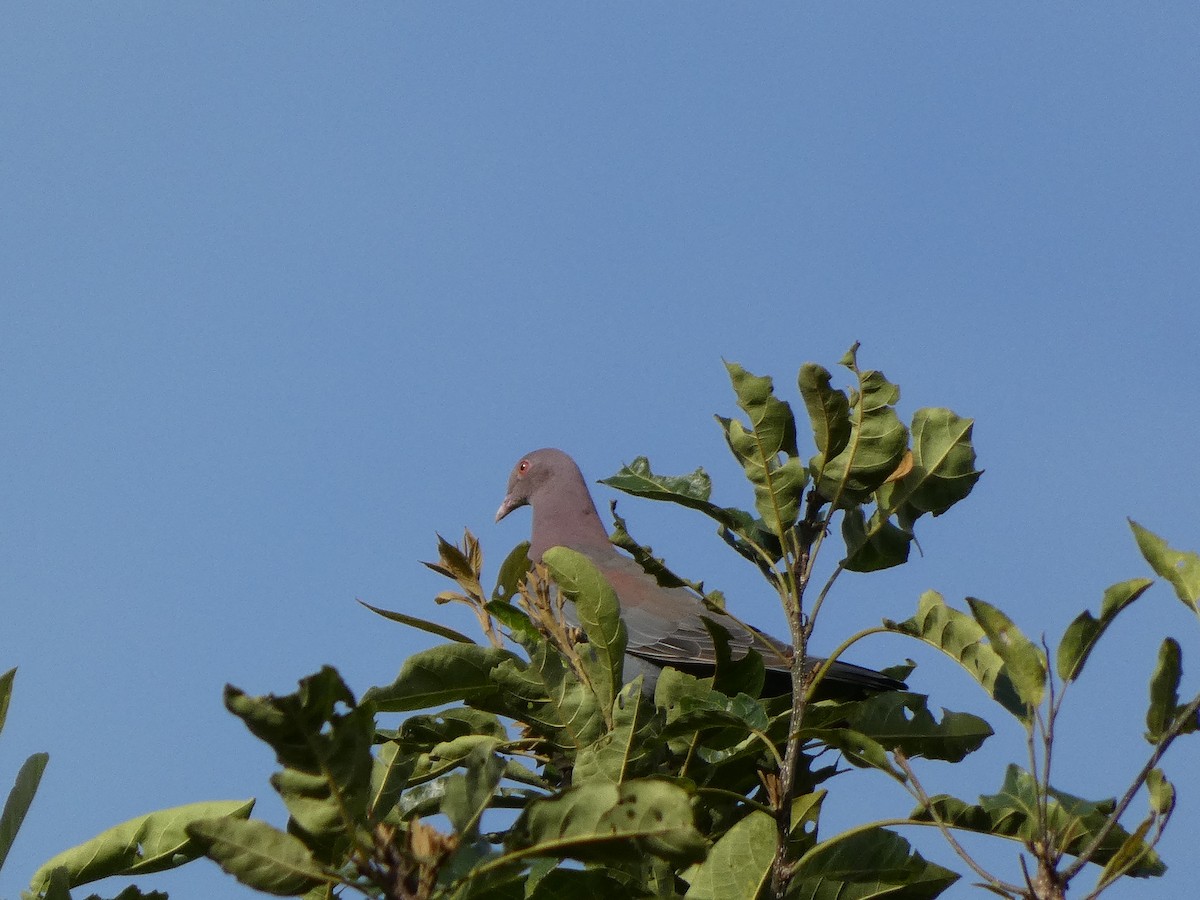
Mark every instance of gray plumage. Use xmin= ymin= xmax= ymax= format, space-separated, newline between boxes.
xmin=496 ymin=447 xmax=904 ymax=697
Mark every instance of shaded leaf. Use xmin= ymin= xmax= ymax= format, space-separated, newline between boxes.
xmin=442 ymin=743 xmax=506 ymax=839
xmin=356 ymin=600 xmax=476 ymax=644
xmin=1130 ymin=520 xmax=1200 ymax=613
xmin=841 ymin=507 xmax=911 ymax=573
xmin=876 ymin=408 xmax=982 ymax=530
xmin=794 ymin=827 xmax=942 ymax=885
xmin=491 ymin=541 xmax=532 ymax=603
xmin=805 ymin=728 xmax=901 ymax=778
xmin=1145 ymin=638 xmax=1184 ymax=743
xmin=840 ymin=692 xmax=993 ymax=763
xmin=914 ymin=765 xmax=1165 ymax=877
xmin=1057 ymin=579 xmax=1154 ymax=682
xmin=187 ymin=817 xmax=327 ymax=896
xmin=31 ymin=799 xmax=254 ymax=891
xmin=0 ymin=668 xmax=14 ymax=735
xmin=367 ymin=740 xmax=415 ymax=823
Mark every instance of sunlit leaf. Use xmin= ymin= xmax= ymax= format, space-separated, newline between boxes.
xmin=31 ymin=800 xmax=255 ymax=892
xmin=798 ymin=363 xmax=851 ymax=460
xmin=365 ymin=645 xmax=520 ymax=712
xmin=717 ymin=362 xmax=807 ymax=536
xmin=1057 ymin=579 xmax=1153 ymax=682
xmin=1130 ymin=520 xmax=1200 ymax=613
xmin=543 ymin=547 xmax=628 ymax=716
xmin=505 ymin=778 xmax=707 ymax=865
xmin=573 ymin=679 xmax=662 ymax=786
xmin=0 ymin=751 xmax=47 ymax=873
xmin=811 ymin=348 xmax=908 ymax=505
xmin=967 ymin=597 xmax=1046 ymax=720
xmin=884 ymin=592 xmax=1025 ymax=720
xmin=187 ymin=817 xmax=328 ymax=896
xmin=682 ymin=809 xmax=776 ymax=900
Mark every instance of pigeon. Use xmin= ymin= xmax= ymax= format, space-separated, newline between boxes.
xmin=495 ymin=447 xmax=905 ymax=697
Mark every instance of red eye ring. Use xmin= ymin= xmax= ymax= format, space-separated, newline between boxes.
xmin=518 ymin=459 xmax=530 ymax=475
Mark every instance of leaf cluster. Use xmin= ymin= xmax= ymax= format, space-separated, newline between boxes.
xmin=23 ymin=350 xmax=1200 ymax=900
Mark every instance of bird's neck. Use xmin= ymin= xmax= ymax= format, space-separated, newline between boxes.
xmin=530 ymin=492 xmax=612 ymax=560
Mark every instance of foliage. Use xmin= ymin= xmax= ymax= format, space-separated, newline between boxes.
xmin=1 ymin=670 xmax=48 ymax=883
xmin=24 ymin=348 xmax=1200 ymax=900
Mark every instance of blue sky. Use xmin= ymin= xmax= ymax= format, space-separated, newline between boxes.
xmin=2 ymin=4 xmax=1198 ymax=898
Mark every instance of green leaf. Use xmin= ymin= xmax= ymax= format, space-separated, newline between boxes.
xmin=682 ymin=809 xmax=776 ymax=900
xmin=876 ymin=408 xmax=982 ymax=529
xmin=367 ymin=740 xmax=415 ymax=823
xmin=798 ymin=363 xmax=851 ymax=461
xmin=492 ymin=541 xmax=532 ymax=603
xmin=224 ymin=668 xmax=373 ymax=859
xmin=718 ymin=362 xmax=806 ymax=536
xmin=841 ymin=507 xmax=912 ymax=573
xmin=1057 ymin=578 xmax=1154 ymax=682
xmin=573 ymin=679 xmax=662 ymax=786
xmin=356 ymin=600 xmax=476 ymax=644
xmin=186 ymin=817 xmax=328 ymax=896
xmin=883 ymin=592 xmax=1025 ymax=720
xmin=505 ymin=778 xmax=707 ymax=866
xmin=607 ymin=503 xmax=695 ymax=590
xmin=525 ymin=643 xmax=606 ymax=749
xmin=811 ymin=349 xmax=908 ymax=505
xmin=0 ymin=668 xmax=14 ymax=735
xmin=1130 ymin=520 xmax=1200 ymax=613
xmin=542 ymin=547 xmax=628 ymax=715
xmin=442 ymin=743 xmax=506 ymax=839
xmin=601 ymin=457 xmax=760 ymax=535
xmin=365 ymin=644 xmax=520 ymax=712
xmin=805 ymin=728 xmax=902 ymax=778
xmin=1099 ymin=818 xmax=1156 ymax=890
xmin=795 ymin=827 xmax=941 ymax=884
xmin=1145 ymin=638 xmax=1183 ymax=743
xmin=30 ymin=799 xmax=255 ymax=892
xmin=526 ymin=867 xmax=644 ymax=900
xmin=839 ymin=691 xmax=993 ymax=763
xmin=914 ymin=765 xmax=1165 ymax=877
xmin=967 ymin=597 xmax=1046 ymax=720
xmin=1146 ymin=768 xmax=1176 ymax=817
xmin=0 ymin=752 xmax=47 ymax=872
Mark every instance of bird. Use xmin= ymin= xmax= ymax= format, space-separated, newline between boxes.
xmin=495 ymin=447 xmax=905 ymax=698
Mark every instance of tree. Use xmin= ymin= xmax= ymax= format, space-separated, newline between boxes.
xmin=24 ymin=347 xmax=1200 ymax=900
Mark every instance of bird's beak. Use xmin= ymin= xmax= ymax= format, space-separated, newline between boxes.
xmin=495 ymin=494 xmax=523 ymax=522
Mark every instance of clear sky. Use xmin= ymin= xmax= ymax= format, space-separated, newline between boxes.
xmin=2 ymin=5 xmax=1198 ymax=898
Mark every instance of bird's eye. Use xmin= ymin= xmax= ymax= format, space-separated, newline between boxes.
xmin=517 ymin=459 xmax=530 ymax=475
